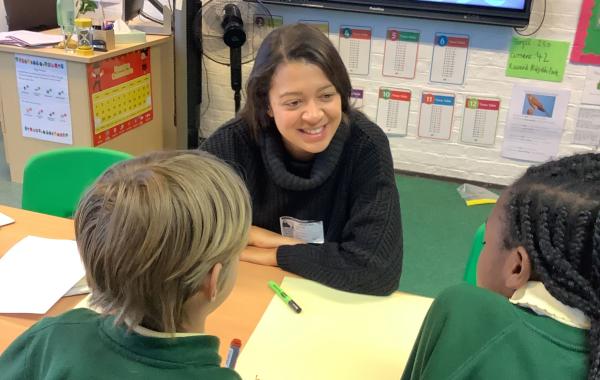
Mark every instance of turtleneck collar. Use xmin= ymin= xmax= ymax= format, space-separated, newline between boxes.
xmin=259 ymin=120 xmax=350 ymax=191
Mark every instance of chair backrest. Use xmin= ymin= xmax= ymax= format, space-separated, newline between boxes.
xmin=463 ymin=223 xmax=486 ymax=285
xmin=22 ymin=147 xmax=133 ymax=218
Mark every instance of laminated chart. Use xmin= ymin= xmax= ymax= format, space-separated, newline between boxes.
xmin=376 ymin=88 xmax=411 ymax=135
xmin=430 ymin=33 xmax=470 ymax=85
xmin=15 ymin=54 xmax=72 ymax=144
xmin=460 ymin=97 xmax=500 ymax=146
xmin=299 ymin=20 xmax=329 ymax=34
xmin=87 ymin=49 xmax=153 ymax=146
xmin=339 ymin=26 xmax=371 ymax=75
xmin=383 ymin=29 xmax=420 ymax=79
xmin=351 ymin=88 xmax=364 ymax=108
xmin=418 ymin=92 xmax=455 ymax=140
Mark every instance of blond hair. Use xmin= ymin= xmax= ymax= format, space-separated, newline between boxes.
xmin=74 ymin=150 xmax=251 ymax=332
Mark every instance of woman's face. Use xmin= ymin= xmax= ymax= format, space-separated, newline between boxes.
xmin=267 ymin=61 xmax=342 ymax=161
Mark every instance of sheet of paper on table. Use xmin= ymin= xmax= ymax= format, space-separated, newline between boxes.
xmin=0 ymin=236 xmax=85 ymax=314
xmin=235 ymin=276 xmax=433 ymax=380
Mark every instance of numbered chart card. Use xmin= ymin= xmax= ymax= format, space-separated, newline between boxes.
xmin=383 ymin=29 xmax=420 ymax=79
xmin=87 ymin=49 xmax=153 ymax=146
xmin=430 ymin=33 xmax=470 ymax=85
xmin=376 ymin=88 xmax=411 ymax=135
xmin=351 ymin=88 xmax=364 ymax=108
xmin=299 ymin=20 xmax=329 ymax=34
xmin=15 ymin=54 xmax=72 ymax=145
xmin=460 ymin=97 xmax=500 ymax=146
xmin=339 ymin=26 xmax=371 ymax=75
xmin=418 ymin=92 xmax=455 ymax=140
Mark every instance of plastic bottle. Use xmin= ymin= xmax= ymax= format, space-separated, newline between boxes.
xmin=56 ymin=0 xmax=76 ymax=53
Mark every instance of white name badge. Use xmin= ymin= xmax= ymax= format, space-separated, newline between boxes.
xmin=280 ymin=216 xmax=324 ymax=244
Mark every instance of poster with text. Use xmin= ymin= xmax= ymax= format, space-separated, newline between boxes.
xmin=376 ymin=88 xmax=411 ymax=136
xmin=502 ymin=85 xmax=570 ymax=162
xmin=582 ymin=66 xmax=600 ymax=105
xmin=299 ymin=20 xmax=329 ymax=34
xmin=460 ymin=97 xmax=500 ymax=146
xmin=571 ymin=0 xmax=600 ymax=65
xmin=87 ymin=49 xmax=153 ymax=146
xmin=574 ymin=107 xmax=600 ymax=147
xmin=430 ymin=33 xmax=469 ymax=85
xmin=351 ymin=88 xmax=364 ymax=109
xmin=339 ymin=26 xmax=371 ymax=75
xmin=15 ymin=54 xmax=72 ymax=144
xmin=383 ymin=29 xmax=419 ymax=79
xmin=418 ymin=92 xmax=455 ymax=140
xmin=506 ymin=37 xmax=569 ymax=82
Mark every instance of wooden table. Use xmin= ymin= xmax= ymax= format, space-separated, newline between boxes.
xmin=0 ymin=205 xmax=287 ymax=362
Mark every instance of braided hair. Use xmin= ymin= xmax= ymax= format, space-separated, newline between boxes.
xmin=502 ymin=153 xmax=600 ymax=380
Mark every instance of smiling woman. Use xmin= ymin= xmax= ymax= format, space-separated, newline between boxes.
xmin=201 ymin=23 xmax=403 ymax=296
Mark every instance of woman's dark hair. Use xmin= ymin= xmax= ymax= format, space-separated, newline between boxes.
xmin=502 ymin=153 xmax=600 ymax=379
xmin=239 ymin=23 xmax=353 ymax=140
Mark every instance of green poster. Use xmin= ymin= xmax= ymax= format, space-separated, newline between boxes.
xmin=506 ymin=37 xmax=570 ymax=82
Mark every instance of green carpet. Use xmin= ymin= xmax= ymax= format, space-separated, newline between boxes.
xmin=395 ymin=174 xmax=497 ymax=298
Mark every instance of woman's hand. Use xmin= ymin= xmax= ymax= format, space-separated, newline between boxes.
xmin=240 ymin=246 xmax=278 ymax=266
xmin=248 ymin=226 xmax=303 ymax=248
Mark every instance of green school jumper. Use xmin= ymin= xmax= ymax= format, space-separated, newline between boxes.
xmin=401 ymin=284 xmax=588 ymax=380
xmin=0 ymin=308 xmax=241 ymax=380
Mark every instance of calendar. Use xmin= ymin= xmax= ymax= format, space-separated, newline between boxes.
xmin=376 ymin=88 xmax=411 ymax=136
xmin=430 ymin=33 xmax=470 ymax=85
xmin=339 ymin=26 xmax=371 ymax=75
xmin=418 ymin=92 xmax=455 ymax=140
xmin=87 ymin=49 xmax=153 ymax=146
xmin=460 ymin=97 xmax=500 ymax=146
xmin=351 ymin=88 xmax=364 ymax=108
xmin=383 ymin=29 xmax=420 ymax=79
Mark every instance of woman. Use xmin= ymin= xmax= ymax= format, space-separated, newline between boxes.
xmin=202 ymin=23 xmax=402 ymax=296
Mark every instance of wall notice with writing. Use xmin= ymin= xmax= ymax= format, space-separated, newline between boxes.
xmin=506 ymin=37 xmax=570 ymax=82
xmin=87 ymin=49 xmax=153 ymax=146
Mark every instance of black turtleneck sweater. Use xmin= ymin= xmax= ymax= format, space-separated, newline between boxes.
xmin=201 ymin=111 xmax=403 ymax=296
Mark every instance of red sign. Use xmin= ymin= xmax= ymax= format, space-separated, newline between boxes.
xmin=87 ymin=49 xmax=153 ymax=146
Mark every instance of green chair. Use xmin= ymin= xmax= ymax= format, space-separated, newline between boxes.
xmin=463 ymin=223 xmax=486 ymax=285
xmin=22 ymin=147 xmax=132 ymax=218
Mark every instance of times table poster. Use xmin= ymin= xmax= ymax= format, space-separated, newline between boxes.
xmin=87 ymin=49 xmax=153 ymax=146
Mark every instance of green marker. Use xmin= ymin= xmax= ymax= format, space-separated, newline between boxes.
xmin=268 ymin=280 xmax=302 ymax=313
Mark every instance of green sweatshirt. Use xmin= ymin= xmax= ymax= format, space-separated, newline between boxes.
xmin=402 ymin=284 xmax=588 ymax=380
xmin=0 ymin=308 xmax=241 ymax=380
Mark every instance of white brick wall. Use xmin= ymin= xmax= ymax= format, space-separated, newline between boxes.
xmin=199 ymin=0 xmax=597 ymax=185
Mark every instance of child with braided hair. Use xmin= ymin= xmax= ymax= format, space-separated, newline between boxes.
xmin=402 ymin=153 xmax=600 ymax=380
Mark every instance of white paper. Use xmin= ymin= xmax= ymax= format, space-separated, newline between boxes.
xmin=16 ymin=54 xmax=73 ymax=145
xmin=460 ymin=97 xmax=501 ymax=146
xmin=418 ymin=92 xmax=455 ymax=140
xmin=236 ymin=277 xmax=433 ymax=380
xmin=502 ymin=85 xmax=570 ymax=162
xmin=582 ymin=66 xmax=600 ymax=106
xmin=0 ymin=212 xmax=15 ymax=227
xmin=430 ymin=33 xmax=469 ymax=85
xmin=573 ymin=107 xmax=600 ymax=147
xmin=376 ymin=87 xmax=411 ymax=136
xmin=0 ymin=31 xmax=62 ymax=46
xmin=339 ymin=26 xmax=371 ymax=75
xmin=383 ymin=29 xmax=419 ymax=79
xmin=0 ymin=236 xmax=85 ymax=314
xmin=351 ymin=88 xmax=364 ymax=108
